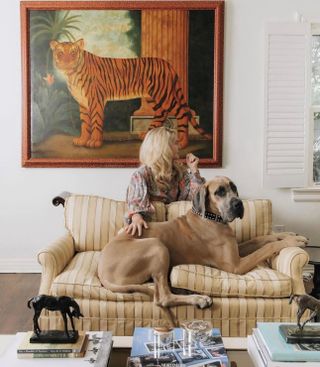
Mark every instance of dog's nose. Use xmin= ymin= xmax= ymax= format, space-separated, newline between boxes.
xmin=231 ymin=198 xmax=244 ymax=218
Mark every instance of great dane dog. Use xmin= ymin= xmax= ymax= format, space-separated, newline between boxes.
xmin=98 ymin=176 xmax=308 ymax=319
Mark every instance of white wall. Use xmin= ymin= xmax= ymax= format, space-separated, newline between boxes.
xmin=1 ymin=0 xmax=319 ymax=272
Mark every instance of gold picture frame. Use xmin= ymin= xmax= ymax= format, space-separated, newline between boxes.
xmin=21 ymin=1 xmax=224 ymax=167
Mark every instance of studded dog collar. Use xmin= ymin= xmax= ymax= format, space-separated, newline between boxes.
xmin=192 ymin=207 xmax=224 ymax=223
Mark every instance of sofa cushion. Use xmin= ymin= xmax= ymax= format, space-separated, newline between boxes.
xmin=170 ymin=264 xmax=292 ymax=298
xmin=50 ymin=251 xmax=291 ymax=302
xmin=51 ymin=251 xmax=153 ymax=302
xmin=166 ymin=199 xmax=272 ymax=242
xmin=64 ymin=195 xmax=166 ymax=251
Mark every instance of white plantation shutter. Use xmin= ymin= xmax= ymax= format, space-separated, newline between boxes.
xmin=263 ymin=23 xmax=310 ymax=188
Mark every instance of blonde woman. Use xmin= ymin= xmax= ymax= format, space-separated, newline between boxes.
xmin=125 ymin=127 xmax=205 ymax=236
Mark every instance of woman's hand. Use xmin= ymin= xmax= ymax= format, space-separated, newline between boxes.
xmin=186 ymin=153 xmax=200 ymax=174
xmin=125 ymin=213 xmax=148 ymax=237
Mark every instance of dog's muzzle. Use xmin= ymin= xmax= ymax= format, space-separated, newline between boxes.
xmin=230 ymin=197 xmax=244 ymax=219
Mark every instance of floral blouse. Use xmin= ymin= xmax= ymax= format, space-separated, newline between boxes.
xmin=125 ymin=164 xmax=205 ymax=222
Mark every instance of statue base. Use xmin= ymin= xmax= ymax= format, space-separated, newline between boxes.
xmin=30 ymin=330 xmax=79 ymax=344
xmin=279 ymin=324 xmax=320 ymax=343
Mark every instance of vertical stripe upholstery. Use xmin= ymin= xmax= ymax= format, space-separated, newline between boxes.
xmin=64 ymin=195 xmax=166 ymax=252
xmin=229 ymin=199 xmax=272 ymax=242
xmin=39 ymin=297 xmax=306 ymax=337
xmin=166 ymin=201 xmax=192 ymax=220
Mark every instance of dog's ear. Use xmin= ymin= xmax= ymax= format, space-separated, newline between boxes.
xmin=192 ymin=185 xmax=207 ymax=217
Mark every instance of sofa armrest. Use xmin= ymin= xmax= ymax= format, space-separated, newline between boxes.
xmin=37 ymin=233 xmax=75 ymax=294
xmin=270 ymin=247 xmax=309 ymax=295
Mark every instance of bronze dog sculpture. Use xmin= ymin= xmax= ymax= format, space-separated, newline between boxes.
xmin=289 ymin=294 xmax=320 ymax=330
xmin=28 ymin=295 xmax=83 ymax=336
xmin=98 ymin=176 xmax=308 ymax=321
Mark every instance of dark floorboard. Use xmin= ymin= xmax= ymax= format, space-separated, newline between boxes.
xmin=0 ymin=274 xmax=41 ymax=334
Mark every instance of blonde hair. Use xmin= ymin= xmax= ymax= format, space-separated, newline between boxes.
xmin=139 ymin=127 xmax=184 ymax=191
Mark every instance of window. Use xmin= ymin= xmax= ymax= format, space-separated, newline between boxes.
xmin=263 ymin=23 xmax=309 ymax=189
xmin=264 ymin=22 xmax=320 ymax=200
xmin=312 ymin=30 xmax=320 ymax=184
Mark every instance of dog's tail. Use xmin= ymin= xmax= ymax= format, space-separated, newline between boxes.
xmin=289 ymin=294 xmax=297 ymax=304
xmin=27 ymin=297 xmax=34 ymax=309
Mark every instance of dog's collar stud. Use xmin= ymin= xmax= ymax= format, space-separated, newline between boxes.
xmin=192 ymin=207 xmax=224 ymax=223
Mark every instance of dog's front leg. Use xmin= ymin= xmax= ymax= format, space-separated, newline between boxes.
xmin=233 ymin=235 xmax=308 ymax=275
xmin=238 ymin=235 xmax=279 ymax=257
xmin=238 ymin=233 xmax=306 ymax=257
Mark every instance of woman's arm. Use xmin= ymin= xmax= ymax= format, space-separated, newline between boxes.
xmin=125 ymin=168 xmax=153 ymax=236
xmin=178 ymin=154 xmax=205 ymax=201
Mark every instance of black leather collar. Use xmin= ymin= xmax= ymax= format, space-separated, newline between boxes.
xmin=192 ymin=207 xmax=224 ymax=223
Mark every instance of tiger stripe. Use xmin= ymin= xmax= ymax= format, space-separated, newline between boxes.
xmin=51 ymin=39 xmax=212 ymax=149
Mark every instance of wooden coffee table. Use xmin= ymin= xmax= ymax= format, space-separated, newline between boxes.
xmin=0 ymin=334 xmax=253 ymax=367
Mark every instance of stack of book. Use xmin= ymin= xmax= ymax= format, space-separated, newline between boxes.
xmin=248 ymin=322 xmax=320 ymax=367
xmin=9 ymin=331 xmax=113 ymax=366
xmin=17 ymin=331 xmax=89 ymax=358
xmin=127 ymin=327 xmax=229 ymax=367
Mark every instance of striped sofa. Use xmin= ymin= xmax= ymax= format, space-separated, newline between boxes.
xmin=37 ymin=194 xmax=309 ymax=337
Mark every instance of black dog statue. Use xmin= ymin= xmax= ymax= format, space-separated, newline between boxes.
xmin=27 ymin=294 xmax=83 ymax=342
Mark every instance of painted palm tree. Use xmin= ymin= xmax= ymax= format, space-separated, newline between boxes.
xmin=30 ymin=11 xmax=82 ymax=144
xmin=30 ymin=10 xmax=81 ymax=72
xmin=30 ymin=10 xmax=81 ymax=43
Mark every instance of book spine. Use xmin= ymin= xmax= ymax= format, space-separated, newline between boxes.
xmin=93 ymin=332 xmax=113 ymax=367
xmin=251 ymin=331 xmax=268 ymax=367
xmin=17 ymin=352 xmax=84 ymax=358
xmin=17 ymin=348 xmax=77 ymax=353
xmin=256 ymin=327 xmax=275 ymax=360
xmin=247 ymin=336 xmax=267 ymax=367
xmin=126 ymin=357 xmax=187 ymax=367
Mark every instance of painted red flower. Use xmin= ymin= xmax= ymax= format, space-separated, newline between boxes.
xmin=43 ymin=73 xmax=55 ymax=86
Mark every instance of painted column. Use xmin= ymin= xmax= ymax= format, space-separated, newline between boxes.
xmin=134 ymin=10 xmax=189 ymax=116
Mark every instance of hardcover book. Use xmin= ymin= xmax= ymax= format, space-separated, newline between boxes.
xmin=13 ymin=331 xmax=112 ymax=364
xmin=256 ymin=322 xmax=320 ymax=362
xmin=17 ymin=331 xmax=88 ymax=355
xmin=248 ymin=334 xmax=320 ymax=367
xmin=127 ymin=327 xmax=229 ymax=367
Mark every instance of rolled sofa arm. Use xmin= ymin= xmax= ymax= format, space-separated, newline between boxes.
xmin=271 ymin=247 xmax=309 ymax=295
xmin=52 ymin=191 xmax=71 ymax=207
xmin=37 ymin=232 xmax=75 ymax=294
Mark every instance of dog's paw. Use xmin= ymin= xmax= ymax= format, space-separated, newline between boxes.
xmin=276 ymin=232 xmax=297 ymax=240
xmin=196 ymin=295 xmax=212 ymax=309
xmin=283 ymin=235 xmax=308 ymax=248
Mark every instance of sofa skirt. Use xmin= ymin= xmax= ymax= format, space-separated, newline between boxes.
xmin=38 ymin=296 xmax=306 ymax=337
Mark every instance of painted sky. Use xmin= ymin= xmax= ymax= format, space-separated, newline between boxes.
xmin=60 ymin=10 xmax=138 ymax=58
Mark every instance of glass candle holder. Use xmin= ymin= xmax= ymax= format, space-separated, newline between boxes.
xmin=153 ymin=326 xmax=173 ymax=357
xmin=181 ymin=320 xmax=212 ymax=355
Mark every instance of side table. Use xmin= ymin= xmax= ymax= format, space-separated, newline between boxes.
xmin=305 ymin=246 xmax=320 ymax=299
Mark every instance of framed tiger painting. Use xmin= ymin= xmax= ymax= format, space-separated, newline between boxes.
xmin=21 ymin=1 xmax=224 ymax=167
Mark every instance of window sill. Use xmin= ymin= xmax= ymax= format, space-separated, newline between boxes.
xmin=292 ymin=187 xmax=320 ymax=202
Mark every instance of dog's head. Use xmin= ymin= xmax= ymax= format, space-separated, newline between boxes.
xmin=192 ymin=176 xmax=244 ymax=223
xmin=71 ymin=309 xmax=84 ymax=319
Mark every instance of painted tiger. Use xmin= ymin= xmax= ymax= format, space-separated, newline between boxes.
xmin=50 ymin=39 xmax=212 ymax=148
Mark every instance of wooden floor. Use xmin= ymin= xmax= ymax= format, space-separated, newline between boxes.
xmin=0 ymin=274 xmax=41 ymax=334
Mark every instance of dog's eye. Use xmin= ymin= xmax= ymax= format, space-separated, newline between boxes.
xmin=215 ymin=186 xmax=226 ymax=197
xmin=230 ymin=182 xmax=238 ymax=195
